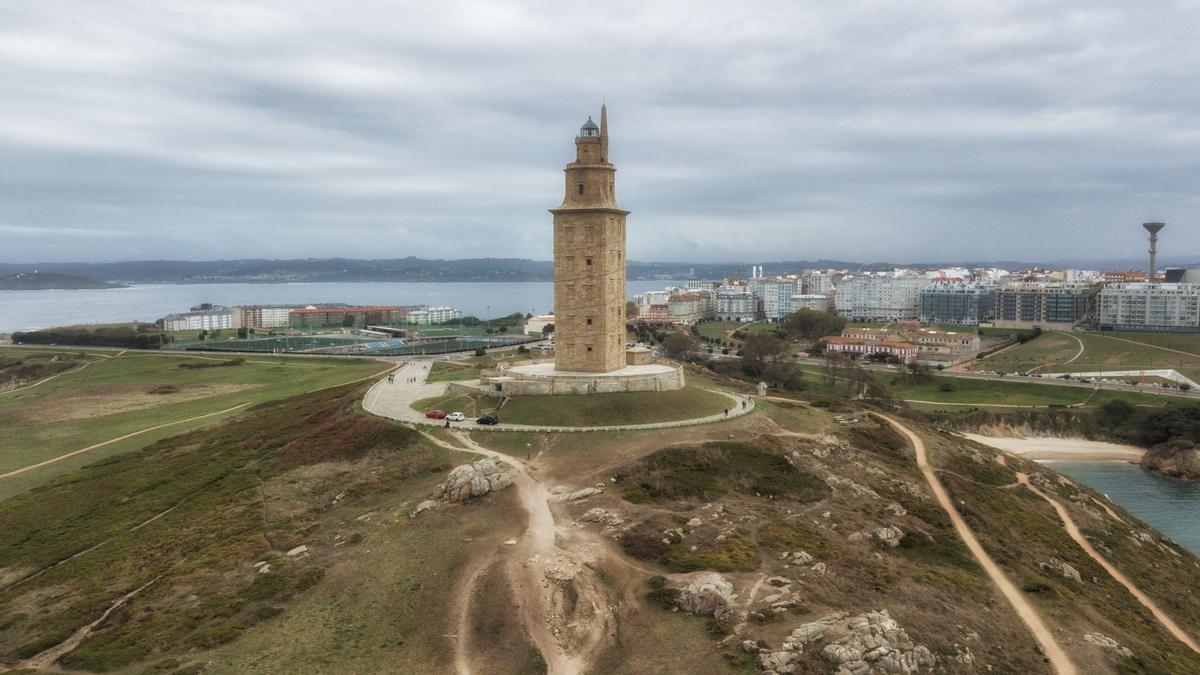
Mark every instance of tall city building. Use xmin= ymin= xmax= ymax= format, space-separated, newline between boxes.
xmin=551 ymin=106 xmax=629 ymax=372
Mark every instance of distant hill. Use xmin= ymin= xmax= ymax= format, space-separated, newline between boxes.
xmin=0 ymin=271 xmax=127 ymax=290
xmin=1 ymin=255 xmax=1196 ymax=285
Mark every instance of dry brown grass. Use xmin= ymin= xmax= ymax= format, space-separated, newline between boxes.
xmin=16 ymin=383 xmax=261 ymax=424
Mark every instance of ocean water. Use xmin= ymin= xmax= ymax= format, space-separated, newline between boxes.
xmin=1049 ymin=461 xmax=1200 ymax=556
xmin=0 ymin=280 xmax=681 ymax=333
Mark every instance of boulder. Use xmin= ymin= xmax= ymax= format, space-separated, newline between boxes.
xmin=411 ymin=499 xmax=436 ymax=516
xmin=676 ymin=573 xmax=735 ymax=617
xmin=1038 ymin=558 xmax=1081 ymax=583
xmin=286 ymin=545 xmax=309 ymax=557
xmin=433 ymin=459 xmax=513 ymax=503
xmin=566 ymin=486 xmax=603 ymax=501
xmin=874 ymin=526 xmax=904 ymax=548
xmin=578 ymin=508 xmax=624 ymax=526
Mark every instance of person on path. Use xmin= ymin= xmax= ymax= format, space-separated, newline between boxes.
xmin=741 ymin=399 xmax=746 ymax=410
xmin=724 ymin=408 xmax=729 ymax=417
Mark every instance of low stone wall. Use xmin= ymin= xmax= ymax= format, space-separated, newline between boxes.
xmin=485 ymin=366 xmax=685 ymax=396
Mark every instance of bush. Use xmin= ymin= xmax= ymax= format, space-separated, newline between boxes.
xmin=938 ymin=382 xmax=955 ymax=392
xmin=473 ymin=348 xmax=486 ymax=357
xmin=644 ymin=575 xmax=681 ymax=609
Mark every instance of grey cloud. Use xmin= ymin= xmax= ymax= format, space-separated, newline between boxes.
xmin=1 ymin=0 xmax=1198 ymax=264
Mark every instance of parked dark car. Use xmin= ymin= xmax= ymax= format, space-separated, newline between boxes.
xmin=476 ymin=414 xmax=499 ymax=425
xmin=425 ymin=409 xmax=447 ymax=419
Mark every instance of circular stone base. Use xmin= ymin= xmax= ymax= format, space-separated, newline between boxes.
xmin=483 ymin=362 xmax=684 ymax=395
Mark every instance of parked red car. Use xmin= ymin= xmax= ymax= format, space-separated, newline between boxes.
xmin=425 ymin=409 xmax=447 ymax=419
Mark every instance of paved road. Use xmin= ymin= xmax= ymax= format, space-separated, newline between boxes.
xmin=879 ymin=414 xmax=1077 ymax=675
xmin=362 ymin=361 xmax=755 ymax=432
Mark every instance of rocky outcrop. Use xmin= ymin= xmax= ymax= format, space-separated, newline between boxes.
xmin=1038 ymin=558 xmax=1082 ymax=583
xmin=756 ymin=610 xmax=936 ymax=675
xmin=578 ymin=507 xmax=624 ymax=527
xmin=565 ymin=486 xmax=604 ymax=501
xmin=874 ymin=526 xmax=904 ymax=548
xmin=1083 ymin=632 xmax=1133 ymax=658
xmin=1141 ymin=440 xmax=1200 ymax=480
xmin=432 ymin=458 xmax=513 ymax=502
xmin=675 ymin=573 xmax=735 ymax=617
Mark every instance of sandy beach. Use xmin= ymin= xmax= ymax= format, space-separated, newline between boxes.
xmin=963 ymin=434 xmax=1145 ymax=462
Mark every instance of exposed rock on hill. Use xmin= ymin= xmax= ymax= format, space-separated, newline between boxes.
xmin=675 ymin=572 xmax=736 ymax=617
xmin=756 ymin=610 xmax=937 ymax=675
xmin=432 ymin=458 xmax=512 ymax=502
xmin=1141 ymin=440 xmax=1200 ymax=479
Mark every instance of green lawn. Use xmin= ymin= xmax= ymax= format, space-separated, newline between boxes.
xmin=413 ymin=385 xmax=732 ymax=426
xmin=425 ymin=360 xmax=483 ymax=382
xmin=791 ymin=363 xmax=1172 ymax=409
xmin=0 ymin=348 xmax=389 ymax=500
xmin=969 ymin=330 xmax=1200 ymax=381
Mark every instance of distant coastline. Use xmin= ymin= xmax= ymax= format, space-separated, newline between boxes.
xmin=0 ymin=272 xmax=127 ymax=291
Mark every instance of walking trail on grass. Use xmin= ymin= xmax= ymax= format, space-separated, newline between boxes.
xmin=878 ymin=414 xmax=1078 ymax=675
xmin=417 ymin=428 xmax=613 ymax=675
xmin=1016 ymin=472 xmax=1200 ymax=655
xmin=1027 ymin=332 xmax=1086 ymax=373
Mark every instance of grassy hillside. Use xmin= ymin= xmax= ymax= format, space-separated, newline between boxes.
xmin=0 ymin=382 xmax=513 ymax=672
xmin=555 ymin=411 xmax=1200 ymax=673
xmin=0 ymin=347 xmax=388 ymax=499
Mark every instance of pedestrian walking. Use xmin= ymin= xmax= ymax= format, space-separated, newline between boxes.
xmin=741 ymin=399 xmax=746 ymax=410
xmin=723 ymin=408 xmax=729 ymax=417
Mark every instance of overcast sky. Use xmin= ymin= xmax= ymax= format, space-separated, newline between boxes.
xmin=2 ymin=1 xmax=1198 ymax=265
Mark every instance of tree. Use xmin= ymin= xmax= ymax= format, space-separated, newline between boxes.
xmin=781 ymin=309 xmax=846 ymax=342
xmin=626 ymin=300 xmax=638 ymax=319
xmin=742 ymin=334 xmax=787 ymax=364
xmin=661 ymin=333 xmax=696 ymax=360
xmin=542 ymin=323 xmax=555 ymax=337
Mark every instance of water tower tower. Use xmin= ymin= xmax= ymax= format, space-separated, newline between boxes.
xmin=1143 ymin=222 xmax=1165 ymax=284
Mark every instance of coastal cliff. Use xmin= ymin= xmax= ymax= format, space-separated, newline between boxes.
xmin=1141 ymin=441 xmax=1200 ymax=480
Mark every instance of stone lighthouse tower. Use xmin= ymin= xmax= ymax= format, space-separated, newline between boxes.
xmin=550 ymin=105 xmax=629 ymax=372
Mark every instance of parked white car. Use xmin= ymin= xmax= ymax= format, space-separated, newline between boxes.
xmin=446 ymin=412 xmax=466 ymax=422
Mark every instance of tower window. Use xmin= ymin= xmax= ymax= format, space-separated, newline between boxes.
xmin=577 ymin=184 xmax=584 ymax=195
xmin=586 ymin=258 xmax=592 ymax=266
xmin=587 ymin=346 xmax=593 ymax=352
xmin=586 ymin=317 xmax=593 ymax=325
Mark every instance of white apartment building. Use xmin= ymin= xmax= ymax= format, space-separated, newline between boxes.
xmin=791 ymin=294 xmax=831 ymax=312
xmin=667 ymin=292 xmax=712 ymax=324
xmin=635 ymin=290 xmax=671 ymax=309
xmin=801 ymin=271 xmax=833 ymax=295
xmin=406 ymin=306 xmax=462 ymax=325
xmin=160 ymin=305 xmax=234 ymax=332
xmin=1099 ymin=283 xmax=1200 ymax=333
xmin=835 ymin=276 xmax=932 ymax=321
xmin=714 ymin=287 xmax=756 ymax=322
xmin=754 ymin=278 xmax=799 ymax=320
